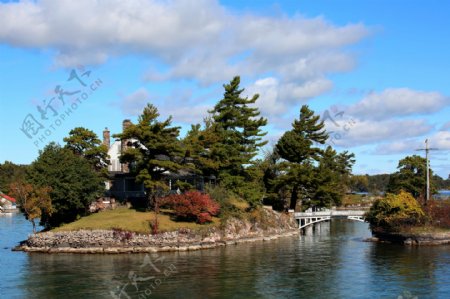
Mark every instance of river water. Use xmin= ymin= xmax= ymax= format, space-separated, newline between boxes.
xmin=1 ymin=212 xmax=450 ymax=299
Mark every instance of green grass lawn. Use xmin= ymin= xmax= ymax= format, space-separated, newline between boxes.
xmin=53 ymin=206 xmax=220 ymax=234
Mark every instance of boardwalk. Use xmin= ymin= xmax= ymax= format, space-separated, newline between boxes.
xmin=294 ymin=209 xmax=366 ymax=229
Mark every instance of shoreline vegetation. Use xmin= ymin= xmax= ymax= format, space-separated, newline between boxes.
xmin=366 ymin=190 xmax=450 ymax=245
xmin=14 ymin=207 xmax=299 ymax=254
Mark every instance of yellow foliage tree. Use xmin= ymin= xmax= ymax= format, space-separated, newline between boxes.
xmin=10 ymin=182 xmax=53 ymax=233
xmin=366 ymin=190 xmax=426 ymax=233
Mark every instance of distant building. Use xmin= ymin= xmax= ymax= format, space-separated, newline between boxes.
xmin=103 ymin=120 xmax=146 ymax=203
xmin=0 ymin=192 xmax=17 ymax=211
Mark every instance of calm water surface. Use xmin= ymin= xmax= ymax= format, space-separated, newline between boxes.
xmin=1 ymin=212 xmax=450 ymax=298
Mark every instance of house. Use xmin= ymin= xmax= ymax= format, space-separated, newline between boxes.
xmin=0 ymin=192 xmax=17 ymax=211
xmin=103 ymin=120 xmax=147 ymax=204
xmin=102 ymin=120 xmax=214 ymax=205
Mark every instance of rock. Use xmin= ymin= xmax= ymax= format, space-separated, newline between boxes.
xmin=15 ymin=208 xmax=300 ymax=253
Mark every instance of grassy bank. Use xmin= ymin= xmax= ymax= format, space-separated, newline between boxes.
xmin=53 ymin=207 xmax=220 ymax=234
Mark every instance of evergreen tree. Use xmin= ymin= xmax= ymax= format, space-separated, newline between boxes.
xmin=310 ymin=147 xmax=355 ymax=208
xmin=28 ymin=143 xmax=104 ymax=228
xmin=275 ymin=105 xmax=328 ymax=210
xmin=208 ymin=76 xmax=268 ymax=205
xmin=63 ymin=127 xmax=110 ymax=176
xmin=182 ymin=121 xmax=221 ymax=179
xmin=114 ymin=103 xmax=183 ymax=208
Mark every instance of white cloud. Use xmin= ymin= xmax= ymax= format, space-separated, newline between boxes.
xmin=347 ymin=88 xmax=449 ymax=120
xmin=329 ymin=118 xmax=433 ymax=147
xmin=0 ymin=0 xmax=369 ymax=112
xmin=373 ymin=139 xmax=422 ymax=155
xmin=246 ymin=77 xmax=333 ymax=118
xmin=120 ymin=87 xmax=211 ymax=125
xmin=120 ymin=88 xmax=150 ymax=116
xmin=160 ymin=104 xmax=211 ymax=125
xmin=371 ymin=131 xmax=450 ymax=156
xmin=429 ymin=131 xmax=450 ymax=150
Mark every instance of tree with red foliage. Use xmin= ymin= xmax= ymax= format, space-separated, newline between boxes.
xmin=161 ymin=191 xmax=220 ymax=224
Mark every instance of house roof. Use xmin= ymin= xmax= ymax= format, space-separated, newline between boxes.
xmin=0 ymin=193 xmax=16 ymax=203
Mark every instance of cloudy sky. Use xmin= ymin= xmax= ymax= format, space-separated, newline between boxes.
xmin=1 ymin=0 xmax=449 ymax=177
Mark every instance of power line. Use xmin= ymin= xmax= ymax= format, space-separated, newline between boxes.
xmin=416 ymin=139 xmax=438 ymax=202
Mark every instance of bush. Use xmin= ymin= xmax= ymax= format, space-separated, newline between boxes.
xmin=160 ymin=191 xmax=220 ymax=224
xmin=424 ymin=200 xmax=450 ymax=229
xmin=366 ymin=191 xmax=426 ymax=233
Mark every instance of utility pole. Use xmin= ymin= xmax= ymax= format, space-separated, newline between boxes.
xmin=416 ymin=139 xmax=438 ymax=202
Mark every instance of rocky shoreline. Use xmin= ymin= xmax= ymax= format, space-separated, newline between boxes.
xmin=14 ymin=209 xmax=300 ymax=253
xmin=369 ymin=231 xmax=450 ymax=245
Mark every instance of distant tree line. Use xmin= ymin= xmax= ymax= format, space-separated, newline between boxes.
xmin=349 ymin=167 xmax=449 ymax=196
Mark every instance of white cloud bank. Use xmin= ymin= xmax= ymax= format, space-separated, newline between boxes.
xmin=347 ymin=88 xmax=449 ymax=120
xmin=0 ymin=0 xmax=370 ymax=121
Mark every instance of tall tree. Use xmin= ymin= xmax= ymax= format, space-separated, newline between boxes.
xmin=208 ymin=76 xmax=268 ymax=205
xmin=182 ymin=121 xmax=220 ymax=178
xmin=310 ymin=147 xmax=355 ymax=208
xmin=114 ymin=103 xmax=183 ymax=208
xmin=387 ymin=155 xmax=433 ymax=199
xmin=275 ymin=105 xmax=328 ymax=210
xmin=63 ymin=127 xmax=110 ymax=176
xmin=28 ymin=142 xmax=104 ymax=228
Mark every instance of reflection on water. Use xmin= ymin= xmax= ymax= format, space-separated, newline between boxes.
xmin=1 ymin=214 xmax=450 ymax=298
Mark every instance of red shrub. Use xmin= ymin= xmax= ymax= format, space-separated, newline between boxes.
xmin=160 ymin=191 xmax=220 ymax=224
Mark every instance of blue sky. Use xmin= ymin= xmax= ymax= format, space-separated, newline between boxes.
xmin=1 ymin=0 xmax=449 ymax=177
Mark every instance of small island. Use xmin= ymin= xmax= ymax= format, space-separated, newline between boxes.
xmin=9 ymin=78 xmax=356 ymax=253
xmin=365 ymin=154 xmax=450 ymax=245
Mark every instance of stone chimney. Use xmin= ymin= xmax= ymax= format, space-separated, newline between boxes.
xmin=103 ymin=127 xmax=110 ymax=149
xmin=122 ymin=119 xmax=132 ymax=132
xmin=121 ymin=119 xmax=132 ymax=173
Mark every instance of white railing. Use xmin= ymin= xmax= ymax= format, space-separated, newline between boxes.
xmin=295 ymin=210 xmax=366 ymax=218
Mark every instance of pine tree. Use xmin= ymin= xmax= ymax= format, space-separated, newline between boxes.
xmin=114 ymin=103 xmax=183 ymax=208
xmin=275 ymin=105 xmax=328 ymax=210
xmin=182 ymin=121 xmax=221 ymax=179
xmin=311 ymin=146 xmax=355 ymax=208
xmin=208 ymin=76 xmax=268 ymax=205
xmin=63 ymin=127 xmax=110 ymax=177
